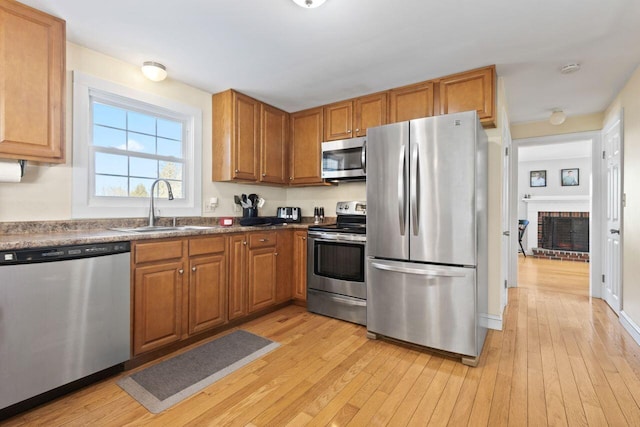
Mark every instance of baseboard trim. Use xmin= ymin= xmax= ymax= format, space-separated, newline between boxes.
xmin=620 ymin=310 xmax=640 ymax=346
xmin=480 ymin=313 xmax=503 ymax=331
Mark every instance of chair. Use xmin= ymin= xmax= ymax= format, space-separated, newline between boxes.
xmin=518 ymin=219 xmax=529 ymax=257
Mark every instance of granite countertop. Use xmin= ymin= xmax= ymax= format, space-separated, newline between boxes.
xmin=0 ymin=218 xmax=324 ymax=251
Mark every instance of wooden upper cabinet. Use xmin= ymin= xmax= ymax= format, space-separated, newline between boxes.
xmin=289 ymin=107 xmax=323 ymax=185
xmin=354 ymin=92 xmax=388 ymax=137
xmin=437 ymin=65 xmax=496 ymax=127
xmin=0 ymin=0 xmax=65 ymax=162
xmin=389 ymin=81 xmax=435 ymax=123
xmin=324 ymin=93 xmax=388 ymax=141
xmin=260 ymin=103 xmax=288 ymax=184
xmin=324 ymin=100 xmax=353 ymax=141
xmin=212 ymin=90 xmax=259 ymax=182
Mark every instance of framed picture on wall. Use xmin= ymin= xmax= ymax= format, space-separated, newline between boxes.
xmin=530 ymin=170 xmax=546 ymax=187
xmin=561 ymin=168 xmax=579 ymax=186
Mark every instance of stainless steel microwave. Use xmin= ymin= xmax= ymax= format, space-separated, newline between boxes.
xmin=321 ymin=136 xmax=366 ymax=181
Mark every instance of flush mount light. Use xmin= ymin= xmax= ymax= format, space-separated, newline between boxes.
xmin=549 ymin=110 xmax=567 ymax=125
xmin=292 ymin=0 xmax=326 ymax=8
xmin=560 ymin=63 xmax=581 ymax=74
xmin=141 ymin=61 xmax=167 ymax=82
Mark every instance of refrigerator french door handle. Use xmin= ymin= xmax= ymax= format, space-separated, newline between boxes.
xmin=410 ymin=142 xmax=419 ymax=235
xmin=371 ymin=262 xmax=467 ymax=278
xmin=398 ymin=144 xmax=407 ymax=236
xmin=361 ymin=140 xmax=367 ymax=173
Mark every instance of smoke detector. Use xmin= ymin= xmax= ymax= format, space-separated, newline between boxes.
xmin=560 ymin=63 xmax=581 ymax=74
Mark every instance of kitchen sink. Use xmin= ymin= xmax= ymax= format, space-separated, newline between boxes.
xmin=110 ymin=225 xmax=218 ymax=233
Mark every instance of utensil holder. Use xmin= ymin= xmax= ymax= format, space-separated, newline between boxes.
xmin=243 ymin=207 xmax=258 ymax=218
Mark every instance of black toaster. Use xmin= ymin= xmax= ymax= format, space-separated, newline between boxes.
xmin=276 ymin=207 xmax=302 ymax=223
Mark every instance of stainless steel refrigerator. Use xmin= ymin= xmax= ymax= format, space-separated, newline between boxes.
xmin=366 ymin=110 xmax=488 ymax=364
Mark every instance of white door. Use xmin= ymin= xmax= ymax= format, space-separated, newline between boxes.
xmin=602 ymin=113 xmax=623 ymax=314
xmin=501 ymin=110 xmax=512 ymax=310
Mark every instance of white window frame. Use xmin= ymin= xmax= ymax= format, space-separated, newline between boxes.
xmin=72 ymin=71 xmax=202 ymax=219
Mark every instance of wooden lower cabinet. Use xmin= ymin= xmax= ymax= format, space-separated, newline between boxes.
xmin=293 ymin=230 xmax=308 ymax=301
xmin=132 ymin=236 xmax=227 ymax=356
xmin=132 ymin=230 xmax=306 ymax=358
xmin=133 ymin=260 xmax=184 ymax=355
xmin=188 ymin=253 xmax=226 ymax=335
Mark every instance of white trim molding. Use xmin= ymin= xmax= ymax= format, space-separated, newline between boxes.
xmin=480 ymin=313 xmax=503 ymax=331
xmin=620 ymin=311 xmax=640 ymax=346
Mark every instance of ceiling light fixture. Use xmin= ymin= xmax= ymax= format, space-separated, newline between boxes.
xmin=292 ymin=0 xmax=326 ymax=8
xmin=549 ymin=110 xmax=566 ymax=125
xmin=141 ymin=61 xmax=167 ymax=82
xmin=560 ymin=63 xmax=581 ymax=74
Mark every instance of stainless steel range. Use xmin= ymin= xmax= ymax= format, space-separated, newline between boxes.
xmin=307 ymin=201 xmax=366 ymax=325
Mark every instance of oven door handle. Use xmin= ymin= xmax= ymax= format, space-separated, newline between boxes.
xmin=311 ymin=237 xmax=366 ymax=244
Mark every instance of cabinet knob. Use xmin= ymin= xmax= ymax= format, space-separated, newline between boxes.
xmin=243 ymin=241 xmax=247 ymax=245
xmin=355 ymin=128 xmax=360 ymax=132
xmin=262 ymin=173 xmax=266 ymax=177
xmin=347 ymin=129 xmax=352 ymax=133
xmin=274 ymin=252 xmax=278 ymax=256
xmin=259 ymin=238 xmax=269 ymax=242
xmin=235 ymin=169 xmax=239 ymax=173
xmin=302 ymin=237 xmax=306 ymax=240
xmin=289 ymin=177 xmax=293 ymax=180
xmin=178 ymin=269 xmax=184 ymax=275
xmin=192 ymin=266 xmax=197 ymax=272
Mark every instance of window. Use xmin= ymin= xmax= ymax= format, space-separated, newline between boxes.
xmin=73 ymin=71 xmax=202 ymax=218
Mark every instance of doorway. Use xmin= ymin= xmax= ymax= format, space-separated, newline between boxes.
xmin=510 ymin=131 xmax=602 ymax=298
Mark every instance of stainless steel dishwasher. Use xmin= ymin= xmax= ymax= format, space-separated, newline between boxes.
xmin=0 ymin=242 xmax=131 ymax=419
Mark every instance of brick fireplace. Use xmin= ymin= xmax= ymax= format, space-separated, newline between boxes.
xmin=533 ymin=211 xmax=590 ymax=262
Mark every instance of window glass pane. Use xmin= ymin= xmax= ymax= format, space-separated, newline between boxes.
xmin=157 ymin=137 xmax=182 ymax=158
xmin=128 ymin=132 xmax=156 ymax=154
xmin=93 ymin=102 xmax=126 ymax=129
xmin=128 ymin=111 xmax=156 ymax=135
xmin=159 ymin=161 xmax=182 ymax=180
xmin=93 ymin=125 xmax=127 ymax=149
xmin=129 ymin=178 xmax=155 ymax=198
xmin=130 ymin=157 xmax=158 ymax=179
xmin=95 ymin=175 xmax=128 ymax=197
xmin=95 ymin=152 xmax=128 ymax=176
xmin=157 ymin=119 xmax=182 ymax=140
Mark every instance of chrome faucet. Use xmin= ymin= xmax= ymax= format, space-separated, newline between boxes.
xmin=148 ymin=179 xmax=174 ymax=227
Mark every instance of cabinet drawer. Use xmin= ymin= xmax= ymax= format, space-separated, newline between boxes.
xmin=134 ymin=240 xmax=184 ymax=264
xmin=189 ymin=236 xmax=226 ymax=256
xmin=248 ymin=231 xmax=277 ymax=248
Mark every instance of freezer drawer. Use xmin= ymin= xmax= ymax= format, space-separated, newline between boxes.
xmin=307 ymin=289 xmax=366 ymax=326
xmin=367 ymin=258 xmax=479 ymax=357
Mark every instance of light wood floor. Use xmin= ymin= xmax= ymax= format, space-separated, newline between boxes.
xmin=6 ymin=259 xmax=640 ymax=426
xmin=518 ymin=255 xmax=590 ymax=297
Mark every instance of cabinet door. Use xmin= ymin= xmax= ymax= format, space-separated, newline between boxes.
xmin=289 ymin=107 xmax=323 ymax=185
xmin=438 ymin=65 xmax=496 ymax=127
xmin=133 ymin=261 xmax=184 ymax=355
xmin=233 ymin=92 xmax=260 ymax=180
xmin=355 ymin=93 xmax=388 ymax=137
xmin=324 ymin=101 xmax=353 ymax=141
xmin=248 ymin=246 xmax=277 ymax=313
xmin=228 ymin=234 xmax=248 ymax=320
xmin=0 ymin=1 xmax=65 ymax=162
xmin=260 ymin=104 xmax=289 ymax=184
xmin=389 ymin=82 xmax=434 ymax=123
xmin=293 ymin=231 xmax=308 ymax=301
xmin=275 ymin=230 xmax=293 ymax=303
xmin=188 ymin=254 xmax=227 ymax=335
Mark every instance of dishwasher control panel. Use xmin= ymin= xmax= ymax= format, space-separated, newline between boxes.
xmin=0 ymin=242 xmax=130 ymax=265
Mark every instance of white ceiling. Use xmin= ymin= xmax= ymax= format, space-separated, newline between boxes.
xmin=519 ymin=140 xmax=592 ymax=162
xmin=19 ymin=0 xmax=640 ymax=124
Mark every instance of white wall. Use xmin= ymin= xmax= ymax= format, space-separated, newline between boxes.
xmin=517 ymin=157 xmax=591 ymax=218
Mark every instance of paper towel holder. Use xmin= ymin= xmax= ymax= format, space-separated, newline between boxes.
xmin=19 ymin=160 xmax=26 ymax=177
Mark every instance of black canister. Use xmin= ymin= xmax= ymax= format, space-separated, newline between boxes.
xmin=243 ymin=207 xmax=258 ymax=218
